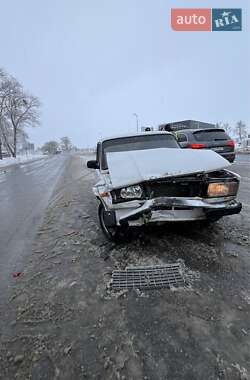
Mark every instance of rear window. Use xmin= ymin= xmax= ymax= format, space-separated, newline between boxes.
xmin=101 ymin=134 xmax=179 ymax=169
xmin=193 ymin=129 xmax=230 ymax=142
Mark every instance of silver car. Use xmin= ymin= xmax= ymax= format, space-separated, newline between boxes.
xmin=87 ymin=132 xmax=241 ymax=241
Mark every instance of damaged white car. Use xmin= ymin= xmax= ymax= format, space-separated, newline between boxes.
xmin=87 ymin=132 xmax=242 ymax=240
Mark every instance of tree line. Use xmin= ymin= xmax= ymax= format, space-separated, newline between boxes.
xmin=41 ymin=137 xmax=75 ymax=154
xmin=216 ymin=121 xmax=249 ymax=142
xmin=0 ymin=68 xmax=41 ymax=159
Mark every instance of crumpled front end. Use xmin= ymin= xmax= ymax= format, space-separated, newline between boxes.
xmin=113 ymin=197 xmax=242 ymax=226
xmin=96 ymin=170 xmax=242 ymax=227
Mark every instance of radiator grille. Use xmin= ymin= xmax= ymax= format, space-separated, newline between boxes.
xmin=145 ymin=179 xmax=203 ymax=198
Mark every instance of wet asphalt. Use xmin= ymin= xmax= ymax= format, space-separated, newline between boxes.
xmin=0 ymin=155 xmax=68 ymax=298
xmin=0 ymin=153 xmax=249 ymax=379
xmin=231 ymin=154 xmax=250 ymax=205
xmin=0 ymin=153 xmax=248 ymax=292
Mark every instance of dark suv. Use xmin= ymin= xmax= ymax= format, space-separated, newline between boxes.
xmin=175 ymin=128 xmax=235 ymax=162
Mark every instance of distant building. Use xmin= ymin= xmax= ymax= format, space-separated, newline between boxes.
xmin=17 ymin=142 xmax=35 ymax=155
xmin=159 ymin=120 xmax=215 ymax=132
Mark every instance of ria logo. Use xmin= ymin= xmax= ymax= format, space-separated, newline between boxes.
xmin=212 ymin=9 xmax=242 ymax=31
xmin=171 ymin=8 xmax=242 ymax=32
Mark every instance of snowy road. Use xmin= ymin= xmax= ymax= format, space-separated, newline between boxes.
xmin=0 ymin=155 xmax=68 ymax=299
xmin=232 ymin=154 xmax=250 ymax=207
xmin=0 ymin=153 xmax=249 ymax=379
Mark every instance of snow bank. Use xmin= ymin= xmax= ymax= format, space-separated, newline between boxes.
xmin=0 ymin=154 xmax=45 ymax=168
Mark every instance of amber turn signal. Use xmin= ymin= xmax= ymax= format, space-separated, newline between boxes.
xmin=207 ymin=182 xmax=238 ymax=197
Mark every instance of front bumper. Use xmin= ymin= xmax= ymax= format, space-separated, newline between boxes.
xmin=107 ymin=197 xmax=242 ymax=226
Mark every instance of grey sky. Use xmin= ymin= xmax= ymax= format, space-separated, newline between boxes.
xmin=0 ymin=0 xmax=249 ymax=147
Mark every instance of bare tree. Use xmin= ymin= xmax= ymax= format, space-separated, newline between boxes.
xmin=222 ymin=123 xmax=232 ymax=135
xmin=215 ymin=122 xmax=222 ymax=129
xmin=235 ymin=121 xmax=247 ymax=142
xmin=60 ymin=136 xmax=72 ymax=151
xmin=41 ymin=141 xmax=59 ymax=155
xmin=215 ymin=122 xmax=232 ymax=135
xmin=4 ymin=80 xmax=40 ymax=157
xmin=0 ymin=71 xmax=41 ymax=157
xmin=0 ymin=69 xmax=7 ymax=159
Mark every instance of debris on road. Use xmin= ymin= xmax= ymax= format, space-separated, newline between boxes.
xmin=13 ymin=355 xmax=24 ymax=365
xmin=63 ymin=345 xmax=72 ymax=355
xmin=12 ymin=272 xmax=22 ymax=278
xmin=64 ymin=229 xmax=77 ymax=236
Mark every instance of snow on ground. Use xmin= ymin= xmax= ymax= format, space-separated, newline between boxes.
xmin=0 ymin=154 xmax=45 ymax=168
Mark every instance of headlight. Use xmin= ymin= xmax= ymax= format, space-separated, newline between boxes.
xmin=207 ymin=182 xmax=238 ymax=197
xmin=120 ymin=185 xmax=143 ymax=199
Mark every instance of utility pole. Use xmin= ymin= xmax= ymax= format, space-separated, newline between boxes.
xmin=133 ymin=113 xmax=139 ymax=132
xmin=0 ymin=137 xmax=2 ymax=160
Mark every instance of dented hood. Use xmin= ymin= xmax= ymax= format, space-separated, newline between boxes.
xmin=107 ymin=148 xmax=231 ymax=189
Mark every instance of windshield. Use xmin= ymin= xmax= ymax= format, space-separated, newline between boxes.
xmin=194 ymin=129 xmax=230 ymax=142
xmin=101 ymin=134 xmax=179 ymax=169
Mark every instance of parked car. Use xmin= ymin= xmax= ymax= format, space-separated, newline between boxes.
xmin=87 ymin=131 xmax=241 ymax=241
xmin=175 ymin=128 xmax=235 ymax=162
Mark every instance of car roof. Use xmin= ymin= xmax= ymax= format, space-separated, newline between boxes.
xmin=177 ymin=128 xmax=226 ymax=134
xmin=99 ymin=131 xmax=173 ymax=143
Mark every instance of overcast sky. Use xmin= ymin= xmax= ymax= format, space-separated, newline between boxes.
xmin=0 ymin=0 xmax=249 ymax=147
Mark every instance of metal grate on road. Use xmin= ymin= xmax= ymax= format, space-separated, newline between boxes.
xmin=111 ymin=263 xmax=186 ymax=291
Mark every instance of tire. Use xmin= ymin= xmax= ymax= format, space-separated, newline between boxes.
xmin=98 ymin=203 xmax=129 ymax=242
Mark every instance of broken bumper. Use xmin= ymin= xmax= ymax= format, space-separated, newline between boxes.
xmin=109 ymin=197 xmax=242 ymax=226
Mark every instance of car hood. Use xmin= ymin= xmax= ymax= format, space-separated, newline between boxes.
xmin=107 ymin=148 xmax=231 ymax=189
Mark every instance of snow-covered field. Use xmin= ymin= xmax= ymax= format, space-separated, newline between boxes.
xmin=0 ymin=154 xmax=45 ymax=168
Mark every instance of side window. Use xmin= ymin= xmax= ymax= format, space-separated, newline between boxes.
xmin=176 ymin=133 xmax=187 ymax=143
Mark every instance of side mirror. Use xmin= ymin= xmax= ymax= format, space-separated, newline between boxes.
xmin=87 ymin=160 xmax=99 ymax=169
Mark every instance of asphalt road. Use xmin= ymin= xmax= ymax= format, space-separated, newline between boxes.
xmin=0 ymin=153 xmax=248 ymax=299
xmin=0 ymin=153 xmax=249 ymax=380
xmin=232 ymin=154 xmax=250 ymax=205
xmin=0 ymin=155 xmax=68 ymax=296
xmin=0 ymin=153 xmax=247 ymax=279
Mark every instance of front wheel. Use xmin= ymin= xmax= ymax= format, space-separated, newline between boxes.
xmin=98 ymin=203 xmax=128 ymax=242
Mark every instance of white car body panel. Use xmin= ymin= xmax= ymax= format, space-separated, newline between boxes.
xmin=107 ymin=148 xmax=230 ymax=189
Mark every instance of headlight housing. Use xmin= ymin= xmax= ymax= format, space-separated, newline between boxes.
xmin=120 ymin=185 xmax=143 ymax=199
xmin=207 ymin=181 xmax=238 ymax=197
